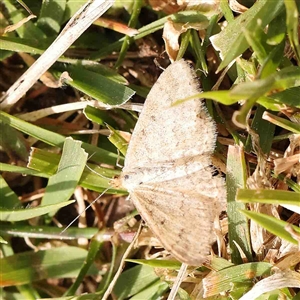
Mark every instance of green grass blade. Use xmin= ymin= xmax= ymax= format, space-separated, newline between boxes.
xmin=0 ymin=236 xmax=8 ymax=244
xmin=107 ymin=124 xmax=128 ymax=156
xmin=220 ymin=0 xmax=234 ymax=22
xmin=203 ymin=262 xmax=272 ymax=297
xmin=64 ymin=231 xmax=106 ymax=296
xmin=28 ymin=148 xmax=123 ymax=193
xmin=0 ymin=246 xmax=97 ymax=287
xmin=284 ymin=0 xmax=300 ymax=63
xmin=0 ymin=162 xmax=50 ymax=177
xmin=0 ymin=200 xmax=74 ymax=222
xmin=226 ymin=145 xmax=252 ymax=263
xmin=4 ymin=0 xmax=46 ymax=39
xmin=113 ymin=265 xmax=161 ymax=299
xmin=0 ymin=111 xmax=120 ymax=165
xmin=190 ymin=29 xmax=208 ymax=74
xmin=231 ymin=66 xmax=300 ymax=99
xmin=41 ymin=138 xmax=87 ymax=208
xmin=275 ymin=174 xmax=300 ymax=193
xmin=91 ymin=11 xmax=208 ymax=60
xmin=268 ymin=87 xmax=300 ymax=108
xmin=115 ymin=0 xmax=143 ymax=68
xmin=125 ymin=259 xmax=181 ymax=269
xmin=237 ymin=189 xmax=300 ymax=206
xmin=245 ymin=105 xmax=275 ymax=154
xmin=211 ymin=0 xmax=284 ymax=71
xmin=131 ymin=280 xmax=169 ymax=300
xmin=0 ymin=224 xmax=97 ymax=240
xmin=64 ymin=66 xmax=135 ymax=105
xmin=0 ymin=36 xmax=48 ymax=54
xmin=83 ymin=105 xmax=118 ymax=127
xmin=239 ymin=209 xmax=299 ymax=244
xmin=262 ymin=112 xmax=300 ymax=134
xmin=0 ymin=122 xmax=29 ymax=161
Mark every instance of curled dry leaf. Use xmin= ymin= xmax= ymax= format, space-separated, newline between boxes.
xmin=274 ymin=134 xmax=300 ymax=179
xmin=94 ymin=17 xmax=139 ymax=37
xmin=147 ymin=0 xmax=184 ymax=14
xmin=147 ymin=0 xmax=220 ymax=16
xmin=163 ymin=20 xmax=188 ymax=62
xmin=228 ymin=0 xmax=248 ymax=13
xmin=274 ymin=154 xmax=300 ymax=175
xmin=279 ymin=238 xmax=300 ymax=258
xmin=4 ymin=14 xmax=36 ymax=34
xmin=275 ymin=251 xmax=300 ymax=269
xmin=239 ymin=269 xmax=300 ymax=300
xmin=163 ymin=18 xmax=208 ymax=61
xmin=184 ymin=0 xmax=221 ymax=16
xmin=284 ymin=224 xmax=300 ymax=245
xmin=249 ymin=203 xmax=282 ymax=257
xmin=152 ymin=0 xmax=220 ymax=61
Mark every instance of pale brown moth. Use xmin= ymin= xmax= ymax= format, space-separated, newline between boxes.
xmin=114 ymin=60 xmax=226 ymax=265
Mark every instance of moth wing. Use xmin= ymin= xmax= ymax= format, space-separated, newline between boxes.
xmin=124 ymin=60 xmax=216 ymax=171
xmin=130 ymin=173 xmax=226 ymax=266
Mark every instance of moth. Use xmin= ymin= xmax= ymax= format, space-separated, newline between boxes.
xmin=115 ymin=60 xmax=226 ymax=265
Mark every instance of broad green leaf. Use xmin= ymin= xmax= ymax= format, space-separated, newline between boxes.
xmin=0 ymin=175 xmax=20 ymax=209
xmin=36 ymin=0 xmax=67 ymax=35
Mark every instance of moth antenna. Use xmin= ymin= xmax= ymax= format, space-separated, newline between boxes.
xmin=87 ymin=152 xmax=96 ymax=161
xmin=85 ymin=163 xmax=112 ymax=180
xmin=86 ymin=152 xmax=121 ymax=180
xmin=116 ymin=148 xmax=123 ymax=168
xmin=60 ymin=187 xmax=111 ymax=234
